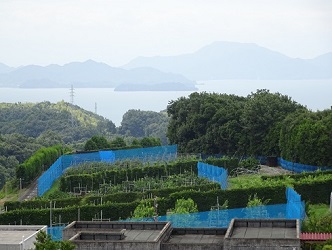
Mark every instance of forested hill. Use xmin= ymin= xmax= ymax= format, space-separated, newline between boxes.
xmin=166 ymin=90 xmax=332 ymax=167
xmin=0 ymin=101 xmax=116 ymax=144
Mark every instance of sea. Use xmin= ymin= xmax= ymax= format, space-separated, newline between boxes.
xmin=0 ymin=80 xmax=331 ymax=126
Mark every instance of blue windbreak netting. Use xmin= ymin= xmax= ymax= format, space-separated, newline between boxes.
xmin=286 ymin=187 xmax=306 ymax=220
xmin=113 ymin=145 xmax=177 ymax=163
xmin=126 ymin=203 xmax=297 ymax=228
xmin=38 ymin=151 xmax=116 ymax=196
xmin=37 ymin=145 xmax=177 ymax=196
xmin=38 ymin=157 xmax=63 ymax=196
xmin=125 ymin=187 xmax=305 ymax=228
xmin=197 ymin=162 xmax=228 ymax=189
xmin=99 ymin=150 xmax=116 ymax=163
xmin=158 ymin=204 xmax=288 ymax=228
xmin=46 ymin=189 xmax=305 ymax=240
xmin=47 ymin=225 xmax=66 ymax=241
xmin=62 ymin=151 xmax=104 ymax=169
xmin=279 ymin=158 xmax=331 ymax=173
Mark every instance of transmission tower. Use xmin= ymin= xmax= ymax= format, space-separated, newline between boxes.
xmin=70 ymin=85 xmax=75 ymax=128
xmin=95 ymin=102 xmax=97 ymax=114
xmin=70 ymin=85 xmax=75 ymax=104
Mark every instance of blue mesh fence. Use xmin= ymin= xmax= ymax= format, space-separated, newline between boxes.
xmin=159 ymin=204 xmax=288 ymax=228
xmin=286 ymin=187 xmax=306 ymax=220
xmin=197 ymin=162 xmax=228 ymax=189
xmin=279 ymin=158 xmax=331 ymax=173
xmin=125 ymin=188 xmax=305 ymax=228
xmin=127 ymin=204 xmax=288 ymax=228
xmin=38 ymin=151 xmax=115 ymax=196
xmin=37 ymin=146 xmax=176 ymax=197
xmin=38 ymin=157 xmax=63 ymax=196
xmin=47 ymin=225 xmax=66 ymax=241
xmin=113 ymin=145 xmax=177 ymax=163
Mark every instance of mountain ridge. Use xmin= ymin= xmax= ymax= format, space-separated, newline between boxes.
xmin=0 ymin=60 xmax=196 ymax=90
xmin=123 ymin=41 xmax=332 ymax=80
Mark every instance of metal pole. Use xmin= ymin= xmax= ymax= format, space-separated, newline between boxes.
xmin=330 ymin=192 xmax=332 ymax=212
xmin=50 ymin=201 xmax=52 ymax=228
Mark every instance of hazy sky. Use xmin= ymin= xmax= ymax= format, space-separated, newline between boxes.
xmin=1 ymin=0 xmax=331 ymax=67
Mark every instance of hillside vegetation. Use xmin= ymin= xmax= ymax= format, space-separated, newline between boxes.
xmin=0 ymin=101 xmax=116 ymax=143
xmin=167 ymin=90 xmax=332 ymax=167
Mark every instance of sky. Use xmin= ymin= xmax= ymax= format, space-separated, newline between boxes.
xmin=0 ymin=0 xmax=331 ymax=67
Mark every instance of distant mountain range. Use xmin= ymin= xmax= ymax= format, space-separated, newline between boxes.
xmin=1 ymin=42 xmax=331 ymax=91
xmin=123 ymin=41 xmax=332 ymax=80
xmin=0 ymin=60 xmax=197 ymax=91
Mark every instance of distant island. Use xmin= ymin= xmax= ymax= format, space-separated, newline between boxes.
xmin=1 ymin=41 xmax=331 ymax=91
xmin=0 ymin=60 xmax=196 ymax=91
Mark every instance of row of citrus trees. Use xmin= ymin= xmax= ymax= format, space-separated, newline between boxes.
xmin=14 ymin=141 xmax=261 ymax=191
xmin=2 ymin=160 xmax=332 ymax=226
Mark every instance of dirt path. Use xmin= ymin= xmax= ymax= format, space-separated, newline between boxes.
xmin=258 ymin=165 xmax=292 ymax=175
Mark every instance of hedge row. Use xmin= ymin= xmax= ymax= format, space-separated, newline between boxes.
xmin=261 ymin=170 xmax=332 ymax=181
xmin=60 ymin=159 xmax=198 ymax=192
xmin=1 ymin=176 xmax=331 ymax=226
xmin=16 ymin=145 xmax=63 ymax=187
xmin=4 ymin=197 xmax=82 ymax=211
xmin=4 ymin=183 xmax=220 ymax=211
xmin=59 ymin=157 xmax=247 ymax=193
xmin=260 ymin=172 xmax=332 ymax=204
xmin=0 ymin=202 xmax=139 ymax=225
xmin=0 ymin=185 xmax=285 ymax=226
xmin=294 ymin=178 xmax=332 ymax=204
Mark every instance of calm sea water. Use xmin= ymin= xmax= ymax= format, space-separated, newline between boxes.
xmin=1 ymin=80 xmax=331 ymax=126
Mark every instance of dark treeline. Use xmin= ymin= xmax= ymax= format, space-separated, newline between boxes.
xmin=167 ymin=89 xmax=332 ymax=166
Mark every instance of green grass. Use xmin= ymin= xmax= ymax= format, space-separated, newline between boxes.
xmin=307 ymin=203 xmax=330 ymax=217
xmin=0 ymin=181 xmax=20 ymax=206
xmin=228 ymin=174 xmax=263 ymax=189
xmin=41 ymin=179 xmax=72 ymax=199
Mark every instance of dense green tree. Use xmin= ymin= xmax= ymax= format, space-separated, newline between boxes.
xmin=167 ymin=92 xmax=246 ymax=154
xmin=119 ymin=109 xmax=169 ymax=144
xmin=170 ymin=198 xmax=198 ymax=214
xmin=110 ymin=137 xmax=127 ymax=149
xmin=132 ymin=199 xmax=155 ymax=219
xmin=241 ymin=89 xmax=304 ymax=155
xmin=84 ymin=135 xmax=110 ymax=151
xmin=167 ymin=90 xmax=304 ymax=156
xmin=34 ymin=230 xmax=75 ymax=250
xmin=0 ymin=133 xmax=40 ymax=163
xmin=36 ymin=130 xmax=64 ymax=147
xmin=140 ymin=137 xmax=161 ymax=148
xmin=280 ymin=109 xmax=332 ymax=166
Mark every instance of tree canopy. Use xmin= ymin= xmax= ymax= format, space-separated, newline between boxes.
xmin=119 ymin=109 xmax=169 ymax=144
xmin=0 ymin=101 xmax=116 ymax=144
xmin=166 ymin=90 xmax=332 ymax=167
